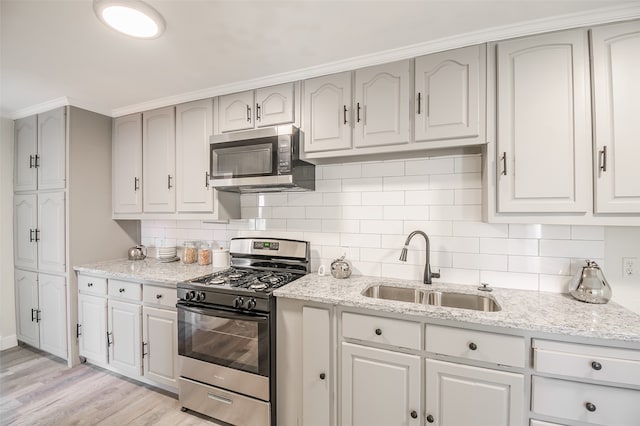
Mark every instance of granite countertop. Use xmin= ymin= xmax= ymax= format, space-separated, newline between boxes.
xmin=74 ymin=258 xmax=226 ymax=286
xmin=274 ymin=274 xmax=640 ymax=344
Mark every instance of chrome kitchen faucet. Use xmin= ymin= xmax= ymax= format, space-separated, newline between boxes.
xmin=399 ymin=230 xmax=440 ymax=284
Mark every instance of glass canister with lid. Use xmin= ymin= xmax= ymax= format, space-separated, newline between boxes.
xmin=182 ymin=241 xmax=197 ymax=264
xmin=198 ymin=242 xmax=212 ymax=265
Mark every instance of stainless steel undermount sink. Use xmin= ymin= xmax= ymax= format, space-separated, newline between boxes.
xmin=362 ymin=285 xmax=501 ymax=312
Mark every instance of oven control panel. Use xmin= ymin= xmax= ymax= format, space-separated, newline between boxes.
xmin=253 ymin=241 xmax=279 ymax=251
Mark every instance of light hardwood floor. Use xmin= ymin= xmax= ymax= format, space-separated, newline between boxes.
xmin=0 ymin=345 xmax=222 ymax=425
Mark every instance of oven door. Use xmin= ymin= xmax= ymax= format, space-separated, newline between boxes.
xmin=177 ymin=302 xmax=270 ymax=378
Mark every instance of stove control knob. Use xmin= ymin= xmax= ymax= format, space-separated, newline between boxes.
xmin=247 ymin=298 xmax=257 ymax=310
xmin=196 ymin=292 xmax=206 ymax=302
xmin=185 ymin=290 xmax=196 ymax=301
xmin=233 ymin=296 xmax=244 ymax=308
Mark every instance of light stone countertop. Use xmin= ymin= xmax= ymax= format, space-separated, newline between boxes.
xmin=273 ymin=274 xmax=640 ymax=345
xmin=74 ymin=258 xmax=226 ymax=287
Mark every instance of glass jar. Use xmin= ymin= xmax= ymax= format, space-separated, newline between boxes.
xmin=198 ymin=242 xmax=211 ymax=266
xmin=182 ymin=241 xmax=197 ymax=264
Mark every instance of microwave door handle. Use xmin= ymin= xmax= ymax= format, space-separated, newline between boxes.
xmin=178 ymin=303 xmax=268 ymax=322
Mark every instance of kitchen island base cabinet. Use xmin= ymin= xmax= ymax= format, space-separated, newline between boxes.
xmin=341 ymin=342 xmax=421 ymax=426
xmin=142 ymin=306 xmax=178 ymax=389
xmin=425 ymin=359 xmax=524 ymax=426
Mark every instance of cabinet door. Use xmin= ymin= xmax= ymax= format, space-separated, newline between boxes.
xmin=302 ymin=306 xmax=332 ymax=426
xmin=176 ymin=99 xmax=213 ymax=213
xmin=496 ymin=29 xmax=590 ymax=213
xmin=38 ymin=274 xmax=67 ymax=359
xmin=303 ymin=72 xmax=352 ymax=153
xmin=425 ymin=359 xmax=524 ymax=426
xmin=342 ymin=342 xmax=420 ymax=426
xmin=78 ymin=293 xmax=108 ymax=364
xmin=37 ymin=107 xmax=66 ymax=190
xmin=13 ymin=193 xmax=38 ymax=270
xmin=255 ymin=83 xmax=295 ymax=127
xmin=354 ymin=60 xmax=410 ymax=148
xmin=415 ymin=45 xmax=482 ymax=142
xmin=37 ymin=191 xmax=66 ymax=273
xmin=112 ymin=114 xmax=143 ymax=214
xmin=14 ymin=115 xmax=38 ymax=191
xmin=218 ymin=90 xmax=255 ymax=132
xmin=143 ymin=106 xmax=176 ymax=213
xmin=15 ymin=269 xmax=39 ymax=347
xmin=592 ymin=21 xmax=640 ymax=213
xmin=142 ymin=306 xmax=178 ymax=389
xmin=108 ymin=300 xmax=142 ymax=377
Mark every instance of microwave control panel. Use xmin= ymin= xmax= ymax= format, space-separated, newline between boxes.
xmin=277 ymin=136 xmax=291 ymax=174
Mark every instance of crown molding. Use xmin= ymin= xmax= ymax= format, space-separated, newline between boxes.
xmin=9 ymin=96 xmax=112 ymax=120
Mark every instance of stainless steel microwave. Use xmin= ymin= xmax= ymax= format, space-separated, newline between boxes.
xmin=209 ymin=125 xmax=315 ymax=193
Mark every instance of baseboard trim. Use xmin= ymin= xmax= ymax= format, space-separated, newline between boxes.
xmin=0 ymin=334 xmax=18 ymax=351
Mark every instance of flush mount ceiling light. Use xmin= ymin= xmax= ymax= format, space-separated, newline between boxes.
xmin=93 ymin=0 xmax=165 ymax=39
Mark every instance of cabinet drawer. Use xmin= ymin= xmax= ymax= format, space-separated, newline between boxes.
xmin=142 ymin=285 xmax=177 ymax=308
xmin=78 ymin=274 xmax=107 ymax=296
xmin=530 ymin=421 xmax=566 ymax=426
xmin=425 ymin=324 xmax=524 ymax=368
xmin=533 ymin=339 xmax=640 ymax=387
xmin=108 ymin=279 xmax=142 ymax=301
xmin=342 ymin=312 xmax=421 ymax=350
xmin=532 ymin=376 xmax=640 ymax=425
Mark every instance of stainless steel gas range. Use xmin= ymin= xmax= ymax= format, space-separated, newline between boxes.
xmin=176 ymin=237 xmax=310 ymax=426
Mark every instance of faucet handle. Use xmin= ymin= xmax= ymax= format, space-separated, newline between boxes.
xmin=478 ymin=282 xmax=492 ymax=292
xmin=432 ymin=269 xmax=441 ymax=279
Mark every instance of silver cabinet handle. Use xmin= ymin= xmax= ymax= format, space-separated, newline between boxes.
xmin=167 ymin=174 xmax=173 ymax=189
xmin=599 ymin=146 xmax=608 ymax=172
xmin=134 ymin=177 xmax=140 ymax=191
xmin=501 ymin=152 xmax=507 ymax=176
xmin=34 ymin=155 xmax=40 ymax=168
xmin=356 ymin=102 xmax=361 ymax=123
xmin=119 ymin=288 xmax=125 ymax=293
xmin=29 ymin=155 xmax=35 ymax=168
xmin=208 ymin=393 xmax=233 ymax=405
xmin=156 ymin=294 xmax=163 ymax=299
xmin=205 ymin=171 xmax=210 ymax=188
xmin=246 ymin=105 xmax=251 ymax=122
xmin=417 ymin=92 xmax=422 ymax=115
xmin=343 ymin=105 xmax=348 ymax=124
xmin=256 ymin=103 xmax=261 ymax=121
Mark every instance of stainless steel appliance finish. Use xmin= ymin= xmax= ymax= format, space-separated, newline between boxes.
xmin=177 ymin=237 xmax=310 ymax=426
xmin=209 ymin=125 xmax=315 ymax=192
xmin=569 ymin=259 xmax=612 ymax=304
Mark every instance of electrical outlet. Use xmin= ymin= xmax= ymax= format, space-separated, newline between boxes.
xmin=622 ymin=257 xmax=638 ymax=279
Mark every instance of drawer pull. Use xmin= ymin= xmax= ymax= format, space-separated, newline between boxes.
xmin=319 ymin=373 xmax=326 ymax=380
xmin=410 ymin=410 xmax=418 ymax=419
xmin=468 ymin=342 xmax=478 ymax=351
xmin=591 ymin=361 xmax=602 ymax=371
xmin=426 ymin=414 xmax=434 ymax=423
xmin=375 ymin=328 xmax=382 ymax=336
xmin=208 ymin=393 xmax=233 ymax=405
xmin=156 ymin=294 xmax=163 ymax=299
xmin=586 ymin=402 xmax=597 ymax=412
xmin=119 ymin=288 xmax=125 ymax=293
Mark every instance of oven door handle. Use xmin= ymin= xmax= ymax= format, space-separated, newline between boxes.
xmin=177 ymin=302 xmax=269 ymax=322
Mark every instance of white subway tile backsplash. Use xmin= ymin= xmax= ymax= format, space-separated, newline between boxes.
xmin=430 ymin=205 xmax=482 ymax=221
xmin=140 ymin=154 xmax=611 ymax=295
xmin=362 ymin=161 xmax=405 ymax=177
xmin=480 ymin=238 xmax=538 ymax=256
xmin=405 ymin=190 xmax=454 ymax=206
xmin=571 ymin=225 xmax=605 ymax=241
xmin=323 ymin=192 xmax=362 ymax=206
xmin=342 ymin=205 xmax=384 ymax=220
xmin=508 ymin=256 xmax=571 ymax=275
xmin=383 ymin=176 xmax=429 ymax=191
xmin=384 ymin=205 xmax=429 ymax=220
xmin=540 ymin=240 xmax=605 ymax=259
xmin=362 ymin=191 xmax=405 ymax=206
xmin=361 ymin=220 xmax=404 ymax=235
xmin=405 ymin=158 xmax=454 ymax=175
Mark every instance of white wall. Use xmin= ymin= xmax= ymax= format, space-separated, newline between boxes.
xmin=0 ymin=117 xmax=17 ymax=350
xmin=604 ymin=227 xmax=640 ymax=314
xmin=141 ymin=153 xmax=639 ymax=314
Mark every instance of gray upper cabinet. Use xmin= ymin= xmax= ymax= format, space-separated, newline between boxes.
xmin=592 ymin=20 xmax=640 ymax=214
xmin=112 ymin=114 xmax=143 ymax=214
xmin=142 ymin=106 xmax=176 ymax=213
xmin=414 ymin=44 xmax=484 ymax=144
xmin=496 ymin=29 xmax=591 ymax=214
xmin=14 ymin=107 xmax=66 ymax=192
xmin=216 ymin=83 xmax=295 ymax=133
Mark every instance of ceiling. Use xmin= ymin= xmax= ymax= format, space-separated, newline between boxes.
xmin=1 ymin=0 xmax=638 ymax=118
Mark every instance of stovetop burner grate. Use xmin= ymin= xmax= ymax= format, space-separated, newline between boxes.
xmin=192 ymin=268 xmax=299 ymax=292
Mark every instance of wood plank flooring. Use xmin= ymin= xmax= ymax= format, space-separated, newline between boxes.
xmin=0 ymin=345 xmax=222 ymax=425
